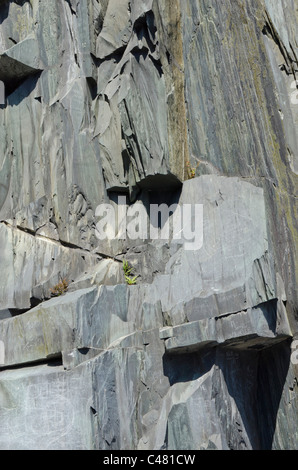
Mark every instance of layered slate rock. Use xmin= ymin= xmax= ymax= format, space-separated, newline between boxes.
xmin=0 ymin=0 xmax=297 ymax=451
xmin=0 ymin=176 xmax=295 ymax=450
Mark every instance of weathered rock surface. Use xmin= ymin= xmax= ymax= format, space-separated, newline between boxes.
xmin=0 ymin=0 xmax=297 ymax=450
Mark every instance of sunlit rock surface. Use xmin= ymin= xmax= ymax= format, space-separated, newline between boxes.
xmin=0 ymin=0 xmax=297 ymax=450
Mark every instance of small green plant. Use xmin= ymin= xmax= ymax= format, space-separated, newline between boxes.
xmin=125 ymin=275 xmax=138 ymax=285
xmin=186 ymin=160 xmax=199 ymax=179
xmin=50 ymin=278 xmax=69 ymax=297
xmin=123 ymin=260 xmax=138 ymax=286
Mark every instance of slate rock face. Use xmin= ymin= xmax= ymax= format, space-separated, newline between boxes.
xmin=0 ymin=0 xmax=297 ymax=450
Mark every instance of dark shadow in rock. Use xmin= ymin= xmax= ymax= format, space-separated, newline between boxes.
xmin=216 ymin=346 xmax=261 ymax=449
xmin=0 ymin=1 xmax=9 ymax=24
xmin=6 ymin=71 xmax=41 ymax=106
xmin=121 ymin=146 xmax=131 ymax=182
xmin=258 ymin=298 xmax=278 ymax=334
xmin=108 ymin=183 xmax=182 ymax=235
xmin=29 ymin=296 xmax=43 ymax=309
xmin=163 ymin=346 xmax=215 ymax=386
xmin=0 ymin=53 xmax=40 ymax=95
xmin=138 ymin=174 xmax=182 ymax=192
xmin=0 ymin=0 xmax=10 ymax=24
xmin=256 ymin=339 xmax=292 ymax=449
xmin=9 ymin=308 xmax=29 ymax=317
xmin=218 ymin=339 xmax=292 ymax=450
xmin=162 ymin=339 xmax=291 ymax=449
xmin=86 ymin=76 xmax=97 ymax=101
xmin=0 ymin=0 xmax=31 ymax=25
xmin=143 ymin=184 xmax=182 ymax=232
xmin=134 ymin=10 xmax=156 ymax=42
xmin=4 ymin=295 xmax=44 ymax=319
xmin=162 ymin=346 xmax=216 ymax=450
xmin=45 ymin=353 xmax=63 ymax=367
xmin=131 ymin=47 xmax=148 ymax=64
xmin=0 ymin=354 xmax=63 ymax=373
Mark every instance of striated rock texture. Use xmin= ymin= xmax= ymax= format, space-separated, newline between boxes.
xmin=0 ymin=0 xmax=297 ymax=450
